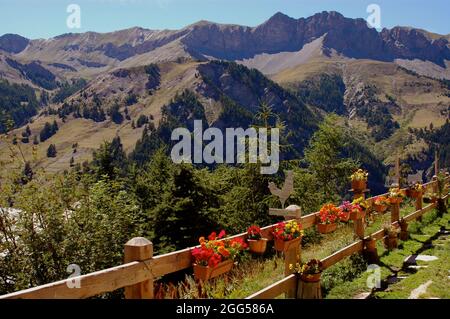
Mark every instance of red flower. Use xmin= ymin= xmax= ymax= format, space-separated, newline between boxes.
xmin=208 ymin=232 xmax=217 ymax=241
xmin=230 ymin=237 xmax=247 ymax=249
xmin=318 ymin=203 xmax=342 ymax=224
xmin=247 ymin=225 xmax=263 ymax=240
xmin=218 ymin=230 xmax=226 ymax=239
xmin=208 ymin=253 xmax=222 ymax=267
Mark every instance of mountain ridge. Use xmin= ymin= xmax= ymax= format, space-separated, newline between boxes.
xmin=1 ymin=11 xmax=448 ymax=75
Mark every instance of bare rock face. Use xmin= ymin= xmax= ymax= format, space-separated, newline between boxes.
xmin=381 ymin=27 xmax=450 ymax=66
xmin=182 ymin=11 xmax=449 ymax=66
xmin=0 ymin=11 xmax=448 ymax=76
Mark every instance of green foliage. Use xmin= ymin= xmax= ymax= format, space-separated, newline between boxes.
xmin=0 ymin=172 xmax=142 ymax=296
xmin=0 ymin=79 xmax=38 ymax=133
xmin=82 ymin=104 xmax=106 ymax=122
xmin=297 ymin=73 xmax=346 ymax=114
xmin=415 ymin=120 xmax=450 ymax=172
xmin=91 ymin=136 xmax=128 ymax=179
xmin=198 ymin=61 xmax=318 ymax=157
xmin=136 ymin=114 xmax=149 ymax=128
xmin=289 ymin=115 xmax=359 ymax=209
xmin=144 ymin=64 xmax=161 ymax=91
xmin=39 ymin=121 xmax=58 ymax=142
xmin=108 ymin=103 xmax=123 ymax=124
xmin=125 ymin=93 xmax=138 ymax=106
xmin=321 ymin=254 xmax=368 ymax=295
xmin=46 ymin=144 xmax=57 ymax=157
xmin=350 ymin=85 xmax=400 ymax=141
xmin=130 ymin=90 xmax=206 ymax=164
xmin=52 ymin=79 xmax=87 ymax=103
xmin=6 ymin=58 xmax=57 ymax=90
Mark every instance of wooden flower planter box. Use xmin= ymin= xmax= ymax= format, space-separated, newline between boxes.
xmin=300 ymin=273 xmax=321 ymax=283
xmin=297 ymin=273 xmax=322 ymax=299
xmin=349 ymin=210 xmax=366 ymax=221
xmin=373 ymin=203 xmax=388 ymax=213
xmin=193 ymin=260 xmax=234 ymax=281
xmin=248 ymin=238 xmax=268 ymax=254
xmin=340 ymin=213 xmax=350 ymax=223
xmin=351 ymin=180 xmax=367 ymax=191
xmin=389 ymin=198 xmax=403 ymax=205
xmin=317 ymin=223 xmax=337 ymax=234
xmin=406 ymin=189 xmax=421 ymax=199
xmin=274 ymin=236 xmax=302 ymax=253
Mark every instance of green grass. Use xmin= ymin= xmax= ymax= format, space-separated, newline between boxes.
xmin=375 ymin=210 xmax=450 ymax=299
xmin=325 ymin=204 xmax=450 ymax=299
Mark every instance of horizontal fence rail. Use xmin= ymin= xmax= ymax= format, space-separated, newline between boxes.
xmin=1 ymin=177 xmax=448 ymax=299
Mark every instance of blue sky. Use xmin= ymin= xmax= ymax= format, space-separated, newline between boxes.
xmin=0 ymin=0 xmax=449 ymax=39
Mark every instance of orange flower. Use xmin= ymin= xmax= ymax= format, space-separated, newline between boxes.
xmin=216 ymin=241 xmax=225 ymax=247
xmin=199 ymin=237 xmax=206 ymax=245
xmin=218 ymin=246 xmax=230 ymax=258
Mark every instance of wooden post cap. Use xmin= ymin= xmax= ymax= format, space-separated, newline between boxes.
xmin=285 ymin=205 xmax=301 ymax=218
xmin=125 ymin=237 xmax=152 ymax=247
xmin=124 ymin=237 xmax=153 ymax=263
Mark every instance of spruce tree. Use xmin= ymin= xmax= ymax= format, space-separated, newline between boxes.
xmin=47 ymin=144 xmax=57 ymax=157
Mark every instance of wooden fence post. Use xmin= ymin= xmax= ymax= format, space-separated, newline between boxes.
xmin=445 ymin=172 xmax=450 ymax=195
xmin=296 ymin=279 xmax=322 ymax=299
xmin=399 ymin=219 xmax=409 ymax=241
xmin=354 ymin=219 xmax=365 ymax=239
xmin=352 ymin=190 xmax=366 ymax=239
xmin=415 ymin=190 xmax=423 ymax=222
xmin=124 ymin=237 xmax=154 ymax=299
xmin=284 ymin=245 xmax=300 ymax=276
xmin=432 ymin=175 xmax=438 ymax=197
xmin=363 ymin=237 xmax=379 ymax=264
xmin=390 ymin=201 xmax=400 ymax=224
xmin=284 ymin=243 xmax=300 ymax=298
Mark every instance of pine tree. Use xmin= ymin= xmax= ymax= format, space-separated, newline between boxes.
xmin=47 ymin=144 xmax=57 ymax=157
xmin=40 ymin=122 xmax=54 ymax=142
xmin=52 ymin=120 xmax=59 ymax=132
xmin=136 ymin=114 xmax=149 ymax=128
xmin=109 ymin=104 xmax=123 ymax=124
xmin=91 ymin=136 xmax=127 ymax=178
xmin=21 ymin=162 xmax=33 ymax=184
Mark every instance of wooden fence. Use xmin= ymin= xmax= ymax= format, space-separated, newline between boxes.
xmin=1 ymin=176 xmax=448 ymax=299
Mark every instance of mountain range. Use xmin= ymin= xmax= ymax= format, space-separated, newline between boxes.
xmin=0 ymin=11 xmax=449 ymax=174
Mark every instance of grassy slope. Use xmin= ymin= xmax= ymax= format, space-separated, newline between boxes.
xmin=326 ymin=205 xmax=450 ymax=299
xmin=0 ymin=61 xmax=201 ymax=173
